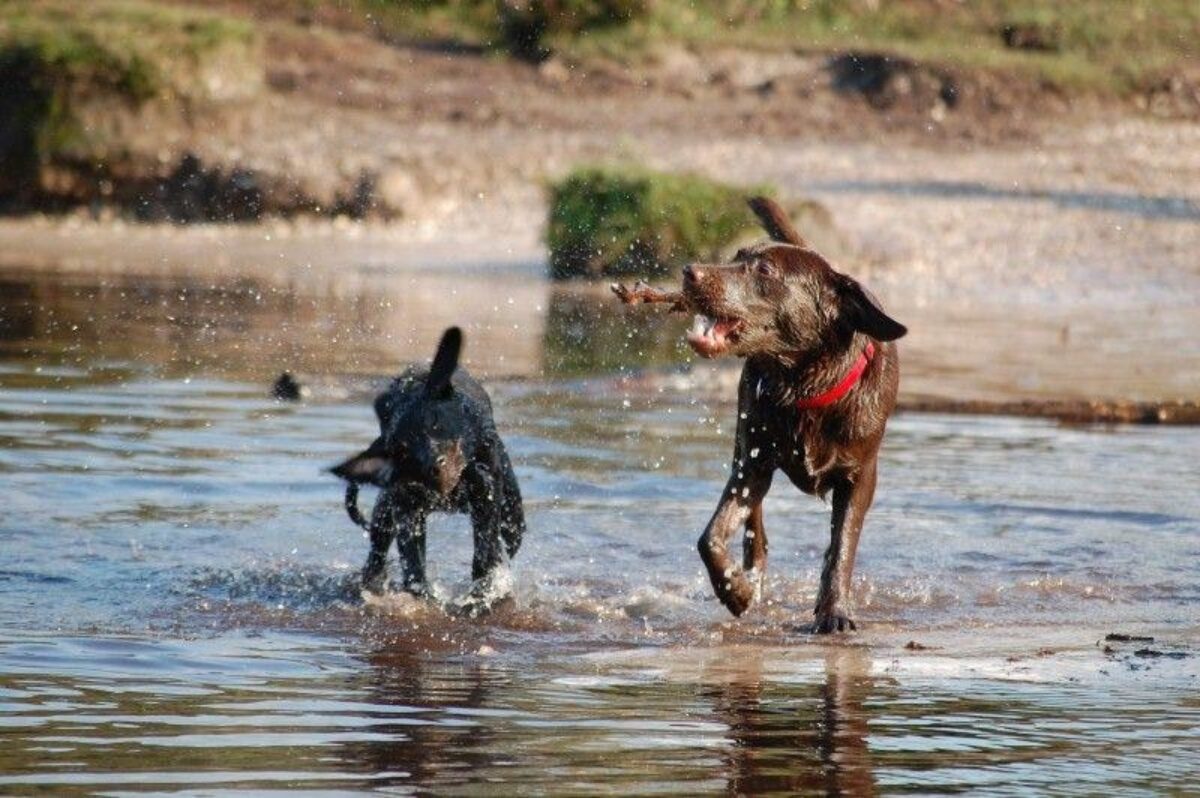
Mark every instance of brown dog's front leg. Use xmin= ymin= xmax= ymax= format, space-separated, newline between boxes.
xmin=810 ymin=461 xmax=878 ymax=633
xmin=699 ymin=472 xmax=772 ymax=617
xmin=743 ymin=502 xmax=767 ymax=574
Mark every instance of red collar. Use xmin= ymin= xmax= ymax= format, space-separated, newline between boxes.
xmin=795 ymin=342 xmax=876 ymax=410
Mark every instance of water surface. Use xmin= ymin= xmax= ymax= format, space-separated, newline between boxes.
xmin=1 ymin=263 xmax=1197 ymax=795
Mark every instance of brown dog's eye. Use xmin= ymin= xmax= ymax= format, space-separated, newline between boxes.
xmin=756 ymin=261 xmax=775 ymax=278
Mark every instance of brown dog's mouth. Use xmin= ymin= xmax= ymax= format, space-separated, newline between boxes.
xmin=686 ymin=314 xmax=744 ymax=358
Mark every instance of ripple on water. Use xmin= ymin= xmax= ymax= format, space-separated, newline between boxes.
xmin=2 ymin=268 xmax=1200 ymax=793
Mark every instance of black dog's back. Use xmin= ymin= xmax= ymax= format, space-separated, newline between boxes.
xmin=375 ymin=366 xmax=494 ymax=433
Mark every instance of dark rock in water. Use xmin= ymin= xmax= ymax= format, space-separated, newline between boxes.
xmin=272 ymin=372 xmax=303 ymax=401
xmin=1105 ymin=633 xmax=1155 ymax=643
xmin=1133 ymin=648 xmax=1189 ymax=660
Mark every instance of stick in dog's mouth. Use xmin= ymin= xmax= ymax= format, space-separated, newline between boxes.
xmin=610 ymin=281 xmax=688 ymax=311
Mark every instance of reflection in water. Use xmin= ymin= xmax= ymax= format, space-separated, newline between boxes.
xmin=0 ymin=268 xmax=695 ymax=382
xmin=345 ymin=648 xmax=506 ymax=791
xmin=2 ymin=632 xmax=1199 ymax=794
xmin=543 ymin=285 xmax=688 ymax=376
xmin=0 ymin=267 xmax=551 ymax=380
xmin=4 ymin=264 xmax=1197 ymax=400
xmin=704 ymin=648 xmax=875 ymax=797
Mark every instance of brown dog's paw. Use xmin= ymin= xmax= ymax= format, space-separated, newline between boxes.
xmin=718 ymin=573 xmax=759 ymax=617
xmin=805 ymin=611 xmax=858 ymax=634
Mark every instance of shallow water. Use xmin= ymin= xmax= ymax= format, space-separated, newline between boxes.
xmin=1 ymin=263 xmax=1198 ymax=794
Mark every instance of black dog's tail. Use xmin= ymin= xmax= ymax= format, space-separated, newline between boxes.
xmin=344 ymin=482 xmax=370 ymax=529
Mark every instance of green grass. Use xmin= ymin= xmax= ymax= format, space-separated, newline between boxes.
xmin=335 ymin=0 xmax=1199 ymax=96
xmin=569 ymin=0 xmax=1200 ymax=94
xmin=546 ymin=165 xmax=771 ymax=280
xmin=0 ymin=0 xmax=257 ymax=101
xmin=0 ymin=1 xmax=259 ymax=189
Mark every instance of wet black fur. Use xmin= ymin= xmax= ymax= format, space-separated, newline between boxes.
xmin=331 ymin=328 xmax=525 ymax=609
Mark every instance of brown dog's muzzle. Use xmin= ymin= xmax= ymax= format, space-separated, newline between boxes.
xmin=682 ymin=264 xmax=744 ymax=358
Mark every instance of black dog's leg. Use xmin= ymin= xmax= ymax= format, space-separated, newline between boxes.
xmin=699 ymin=470 xmax=773 ymax=617
xmin=362 ymin=491 xmax=428 ymax=597
xmin=362 ymin=492 xmax=397 ymax=594
xmin=468 ymin=472 xmax=505 ymax=583
xmin=454 ymin=463 xmax=511 ymax=615
xmin=494 ymin=444 xmax=526 ymax=559
xmin=809 ymin=459 xmax=877 ymax=633
xmin=394 ymin=510 xmax=429 ymax=597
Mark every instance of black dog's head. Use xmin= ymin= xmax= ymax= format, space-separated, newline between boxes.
xmin=332 ymin=327 xmax=475 ymax=497
xmin=680 ymin=197 xmax=906 ymax=361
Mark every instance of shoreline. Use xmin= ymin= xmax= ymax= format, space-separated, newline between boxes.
xmin=3 ymin=214 xmax=1198 ymax=418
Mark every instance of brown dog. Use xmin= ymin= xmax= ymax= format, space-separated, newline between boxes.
xmin=613 ymin=197 xmax=906 ymax=632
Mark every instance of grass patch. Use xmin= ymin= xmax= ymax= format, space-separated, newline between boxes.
xmin=0 ymin=1 xmax=259 ymax=197
xmin=578 ymin=0 xmax=1200 ymax=95
xmin=326 ymin=0 xmax=1199 ymax=96
xmin=0 ymin=0 xmax=257 ymax=100
xmin=546 ymin=165 xmax=770 ymax=280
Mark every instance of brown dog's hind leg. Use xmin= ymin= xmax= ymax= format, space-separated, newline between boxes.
xmin=808 ymin=460 xmax=878 ymax=633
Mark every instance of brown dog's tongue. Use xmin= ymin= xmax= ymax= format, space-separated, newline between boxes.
xmin=686 ymin=315 xmax=731 ymax=358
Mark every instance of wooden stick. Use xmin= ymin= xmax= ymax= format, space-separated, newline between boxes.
xmin=610 ymin=281 xmax=688 ymax=312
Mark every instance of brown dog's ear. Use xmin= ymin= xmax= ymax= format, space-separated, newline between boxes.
xmin=837 ymin=276 xmax=907 ymax=341
xmin=747 ymin=196 xmax=807 ymax=248
xmin=426 ymin=326 xmax=462 ymax=399
xmin=330 ymin=438 xmax=391 ymax=485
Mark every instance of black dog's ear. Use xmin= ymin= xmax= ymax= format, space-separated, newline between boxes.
xmin=747 ymin=196 xmax=807 ymax=248
xmin=836 ymin=275 xmax=907 ymax=341
xmin=425 ymin=327 xmax=462 ymax=399
xmin=330 ymin=438 xmax=390 ymax=485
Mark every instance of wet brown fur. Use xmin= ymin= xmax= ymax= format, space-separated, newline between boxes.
xmin=613 ymin=197 xmax=906 ymax=632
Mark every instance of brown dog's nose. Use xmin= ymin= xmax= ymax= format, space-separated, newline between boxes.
xmin=684 ymin=264 xmax=703 ymax=283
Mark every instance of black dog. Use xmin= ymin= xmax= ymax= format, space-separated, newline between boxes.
xmin=613 ymin=198 xmax=906 ymax=633
xmin=331 ymin=327 xmax=525 ymax=613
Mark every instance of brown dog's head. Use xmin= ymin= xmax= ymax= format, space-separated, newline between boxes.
xmin=681 ymin=198 xmax=906 ymax=361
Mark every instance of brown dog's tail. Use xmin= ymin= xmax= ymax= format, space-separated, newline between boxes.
xmin=344 ymin=482 xmax=370 ymax=529
xmin=747 ymin=196 xmax=807 ymax=248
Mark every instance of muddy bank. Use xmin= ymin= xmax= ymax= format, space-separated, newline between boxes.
xmin=899 ymin=397 xmax=1200 ymax=425
xmin=613 ymin=368 xmax=1200 ymax=426
xmin=5 ymin=1 xmax=1196 ymax=224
